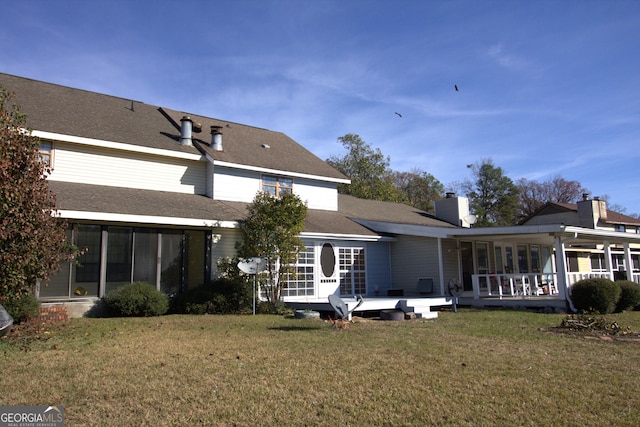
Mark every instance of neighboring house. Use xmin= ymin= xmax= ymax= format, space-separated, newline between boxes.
xmin=521 ymin=195 xmax=640 ymax=281
xmin=3 ymin=72 xmax=639 ymax=317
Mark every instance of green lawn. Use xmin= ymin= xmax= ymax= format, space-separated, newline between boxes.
xmin=2 ymin=309 xmax=639 ymax=426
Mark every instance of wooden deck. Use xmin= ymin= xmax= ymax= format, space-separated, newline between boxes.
xmin=286 ymin=296 xmax=454 ymax=319
xmin=457 ymin=295 xmax=568 ymax=312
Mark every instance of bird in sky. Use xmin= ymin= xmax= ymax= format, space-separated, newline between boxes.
xmin=455 ymin=84 xmax=459 ymax=91
xmin=394 ymin=112 xmax=402 ymax=117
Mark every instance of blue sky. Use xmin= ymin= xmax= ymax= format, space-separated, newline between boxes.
xmin=2 ymin=0 xmax=639 ymax=213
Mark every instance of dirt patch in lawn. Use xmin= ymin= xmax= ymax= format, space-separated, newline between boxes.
xmin=542 ymin=313 xmax=640 ymax=343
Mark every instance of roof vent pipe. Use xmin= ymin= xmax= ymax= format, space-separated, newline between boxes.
xmin=211 ymin=125 xmax=223 ymax=151
xmin=180 ymin=116 xmax=193 ymax=146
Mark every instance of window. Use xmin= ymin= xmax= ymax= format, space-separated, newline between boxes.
xmin=38 ymin=141 xmax=52 ymax=167
xmin=590 ymin=253 xmax=605 ymax=272
xmin=282 ymin=246 xmax=315 ymax=297
xmin=615 ymin=224 xmax=626 ymax=232
xmin=339 ymin=247 xmax=366 ymax=295
xmin=262 ymin=175 xmax=293 ymax=197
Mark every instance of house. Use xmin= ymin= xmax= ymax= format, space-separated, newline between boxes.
xmin=1 ymin=72 xmax=458 ymax=317
xmin=3 ymin=72 xmax=639 ymax=317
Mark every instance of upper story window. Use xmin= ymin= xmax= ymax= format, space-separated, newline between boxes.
xmin=614 ymin=224 xmax=626 ymax=233
xmin=38 ymin=141 xmax=53 ymax=167
xmin=262 ymin=175 xmax=293 ymax=198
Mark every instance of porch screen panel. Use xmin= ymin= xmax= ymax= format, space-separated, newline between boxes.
xmin=590 ymin=253 xmax=604 ymax=271
xmin=106 ymin=227 xmax=133 ymax=293
xmin=505 ymin=246 xmax=514 ymax=273
xmin=494 ymin=247 xmax=504 ymax=274
xmin=517 ymin=245 xmax=528 ymax=273
xmin=40 ymin=229 xmax=73 ymax=298
xmin=541 ymin=247 xmax=553 ymax=273
xmin=161 ymin=231 xmax=183 ymax=296
xmin=186 ymin=230 xmax=205 ymax=289
xmin=133 ymin=229 xmax=158 ymax=285
xmin=460 ymin=241 xmax=474 ymax=291
xmin=530 ymin=246 xmax=540 ymax=273
xmin=476 ymin=243 xmax=489 ymax=291
xmin=72 ymin=225 xmax=101 ymax=297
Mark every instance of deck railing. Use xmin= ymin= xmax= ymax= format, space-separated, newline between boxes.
xmin=566 ymin=272 xmax=612 ymax=286
xmin=472 ymin=273 xmax=559 ymax=300
xmin=472 ymin=271 xmax=640 ymax=300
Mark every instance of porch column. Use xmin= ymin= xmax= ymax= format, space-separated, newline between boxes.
xmin=603 ymin=241 xmax=614 ymax=281
xmin=624 ymin=243 xmax=634 ymax=281
xmin=437 ymin=238 xmax=445 ymax=294
xmin=553 ymin=236 xmax=569 ymax=301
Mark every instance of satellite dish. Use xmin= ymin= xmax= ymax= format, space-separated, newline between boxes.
xmin=447 ymin=278 xmax=463 ymax=297
xmin=463 ymin=214 xmax=477 ymax=226
xmin=237 ymin=257 xmax=265 ymax=275
xmin=0 ymin=304 xmax=13 ymax=337
xmin=328 ymin=294 xmax=364 ymax=320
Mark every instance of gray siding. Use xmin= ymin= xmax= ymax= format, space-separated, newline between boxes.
xmin=390 ymin=235 xmax=440 ymax=293
xmin=365 ymin=241 xmax=392 ymax=296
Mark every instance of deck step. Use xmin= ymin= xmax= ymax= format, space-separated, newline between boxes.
xmin=397 ymin=300 xmax=439 ymax=319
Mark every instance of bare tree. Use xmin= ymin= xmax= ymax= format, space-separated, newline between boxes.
xmin=517 ymin=176 xmax=588 ymax=221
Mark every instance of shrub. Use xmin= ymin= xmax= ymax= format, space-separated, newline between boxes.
xmin=256 ymin=300 xmax=292 ymax=315
xmin=614 ymin=280 xmax=640 ymax=312
xmin=170 ymin=278 xmax=252 ymax=314
xmin=2 ymin=293 xmax=40 ymax=323
xmin=570 ymin=278 xmax=621 ymax=314
xmin=103 ymin=282 xmax=168 ymax=317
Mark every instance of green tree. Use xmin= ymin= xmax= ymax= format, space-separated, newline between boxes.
xmin=0 ymin=86 xmax=77 ymax=306
xmin=393 ymin=168 xmax=444 ymax=213
xmin=463 ymin=159 xmax=519 ymax=226
xmin=327 ymin=133 xmax=403 ymax=202
xmin=237 ymin=192 xmax=307 ymax=307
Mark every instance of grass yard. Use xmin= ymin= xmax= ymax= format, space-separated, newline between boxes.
xmin=2 ymin=309 xmax=640 ymax=426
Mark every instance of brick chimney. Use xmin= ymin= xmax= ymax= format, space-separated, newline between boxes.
xmin=577 ymin=193 xmax=607 ymax=229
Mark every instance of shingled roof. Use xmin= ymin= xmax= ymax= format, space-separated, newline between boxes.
xmin=5 ymin=72 xmax=455 ymax=236
xmin=521 ymin=201 xmax=640 ymax=226
xmin=0 ymin=73 xmax=347 ymax=181
xmin=338 ymin=194 xmax=457 ymax=228
xmin=48 ymin=182 xmax=386 ymax=237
